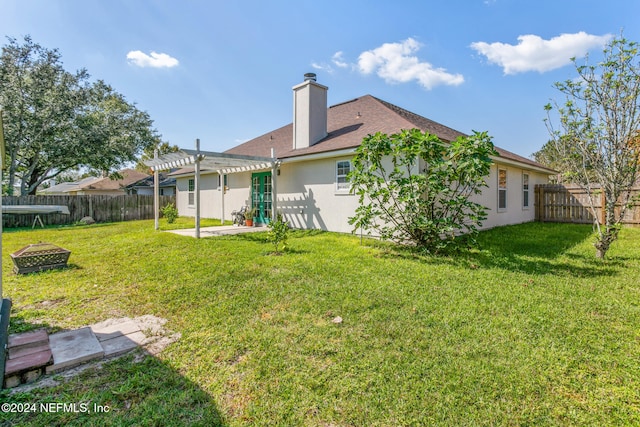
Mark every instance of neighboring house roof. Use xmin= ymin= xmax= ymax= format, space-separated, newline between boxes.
xmin=125 ymin=172 xmax=176 ymax=189
xmin=76 ymin=169 xmax=149 ymax=191
xmin=225 ymin=94 xmax=555 ymax=173
xmin=40 ymin=176 xmax=101 ymax=194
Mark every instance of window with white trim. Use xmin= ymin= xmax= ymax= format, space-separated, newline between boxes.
xmin=498 ymin=168 xmax=507 ymax=211
xmin=336 ymin=160 xmax=351 ymax=191
xmin=522 ymin=173 xmax=530 ymax=209
xmin=188 ymin=178 xmax=195 ymax=206
xmin=217 ymin=174 xmax=228 ymax=191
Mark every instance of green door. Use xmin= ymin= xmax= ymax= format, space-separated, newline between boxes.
xmin=251 ymin=172 xmax=272 ymax=224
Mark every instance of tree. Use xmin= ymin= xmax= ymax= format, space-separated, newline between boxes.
xmin=544 ymin=36 xmax=640 ymax=259
xmin=136 ymin=140 xmax=180 ymax=173
xmin=348 ymin=129 xmax=497 ymax=252
xmin=533 ymin=136 xmax=589 ymax=183
xmin=0 ymin=36 xmax=159 ymax=195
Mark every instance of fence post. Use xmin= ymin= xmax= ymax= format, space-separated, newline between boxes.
xmin=535 ymin=184 xmax=544 ymax=222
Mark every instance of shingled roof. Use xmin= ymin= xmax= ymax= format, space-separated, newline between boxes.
xmin=225 ymin=94 xmax=554 ymax=172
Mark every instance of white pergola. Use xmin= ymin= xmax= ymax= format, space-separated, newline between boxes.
xmin=144 ymin=139 xmax=278 ymax=238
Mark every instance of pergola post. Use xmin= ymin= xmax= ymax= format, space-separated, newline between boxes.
xmin=220 ymin=174 xmax=226 ymax=225
xmin=195 ymin=138 xmax=201 ymax=239
xmin=271 ymin=148 xmax=278 ymax=221
xmin=153 ymin=149 xmax=159 ymax=231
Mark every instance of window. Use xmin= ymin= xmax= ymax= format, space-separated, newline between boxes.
xmin=336 ymin=160 xmax=351 ymax=191
xmin=217 ymin=174 xmax=228 ymax=190
xmin=522 ymin=173 xmax=530 ymax=209
xmin=498 ymin=168 xmax=507 ymax=211
xmin=188 ymin=178 xmax=195 ymax=206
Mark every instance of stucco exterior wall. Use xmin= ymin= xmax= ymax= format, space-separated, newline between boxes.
xmin=275 ymin=156 xmax=359 ymax=233
xmin=173 ymin=156 xmax=550 ymax=233
xmin=175 ymin=172 xmax=220 ymax=219
xmin=476 ymin=161 xmax=549 ymax=229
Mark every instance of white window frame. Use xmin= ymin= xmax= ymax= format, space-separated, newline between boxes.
xmin=336 ymin=160 xmax=351 ymax=192
xmin=498 ymin=168 xmax=507 ymax=212
xmin=217 ymin=174 xmax=228 ymax=191
xmin=188 ymin=178 xmax=195 ymax=206
xmin=522 ymin=172 xmax=530 ymax=209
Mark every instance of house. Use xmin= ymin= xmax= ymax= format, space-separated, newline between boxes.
xmin=125 ymin=172 xmax=176 ymax=196
xmin=39 ymin=169 xmax=149 ymax=196
xmin=150 ymin=73 xmax=555 ymax=234
xmin=39 ymin=176 xmax=101 ymax=195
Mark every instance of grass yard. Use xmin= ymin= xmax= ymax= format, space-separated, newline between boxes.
xmin=1 ymin=220 xmax=639 ymax=426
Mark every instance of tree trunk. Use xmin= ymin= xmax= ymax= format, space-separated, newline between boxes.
xmin=594 ymin=227 xmax=618 ymax=260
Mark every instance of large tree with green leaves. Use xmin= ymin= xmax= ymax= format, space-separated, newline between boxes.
xmin=544 ymin=35 xmax=640 ymax=259
xmin=135 ymin=140 xmax=180 ymax=173
xmin=0 ymin=36 xmax=160 ymax=195
xmin=348 ymin=129 xmax=497 ymax=252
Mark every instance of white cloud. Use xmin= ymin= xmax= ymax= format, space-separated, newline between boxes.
xmin=311 ymin=62 xmax=332 ymax=73
xmin=126 ymin=50 xmax=179 ymax=68
xmin=332 ymin=51 xmax=349 ymax=68
xmin=310 ymin=51 xmax=351 ymax=74
xmin=357 ymin=38 xmax=464 ymax=90
xmin=470 ymin=32 xmax=613 ymax=74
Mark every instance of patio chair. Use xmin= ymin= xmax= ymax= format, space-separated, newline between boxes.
xmin=231 ymin=206 xmax=249 ymax=226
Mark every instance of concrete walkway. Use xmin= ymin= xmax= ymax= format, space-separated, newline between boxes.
xmin=166 ymin=224 xmax=267 ymax=238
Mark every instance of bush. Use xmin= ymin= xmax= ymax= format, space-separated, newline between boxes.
xmin=161 ymin=203 xmax=179 ymax=224
xmin=349 ymin=129 xmax=496 ymax=253
xmin=267 ymin=213 xmax=289 ymax=254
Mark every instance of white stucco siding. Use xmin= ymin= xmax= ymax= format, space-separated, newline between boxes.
xmin=476 ymin=162 xmax=549 ymax=229
xmin=222 ymin=171 xmax=254 ymax=218
xmin=172 ymin=156 xmax=550 ymax=232
xmin=175 ymin=173 xmax=220 ymax=218
xmin=276 ymin=156 xmax=359 ymax=233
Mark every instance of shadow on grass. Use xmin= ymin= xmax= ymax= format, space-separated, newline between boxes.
xmin=228 ymin=228 xmax=326 ymax=244
xmin=1 ymin=319 xmax=227 ymax=426
xmin=370 ymin=222 xmax=620 ymax=278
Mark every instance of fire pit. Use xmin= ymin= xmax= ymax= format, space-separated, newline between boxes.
xmin=10 ymin=243 xmax=71 ymax=274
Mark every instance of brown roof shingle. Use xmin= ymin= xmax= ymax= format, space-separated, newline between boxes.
xmin=78 ymin=169 xmax=149 ymax=191
xmin=225 ymin=95 xmax=554 ymax=171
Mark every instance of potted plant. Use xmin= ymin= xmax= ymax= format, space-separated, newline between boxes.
xmin=244 ymin=207 xmax=255 ymax=226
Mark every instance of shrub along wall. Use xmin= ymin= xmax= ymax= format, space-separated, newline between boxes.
xmin=2 ymin=195 xmax=176 ymax=228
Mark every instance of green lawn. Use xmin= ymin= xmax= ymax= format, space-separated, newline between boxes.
xmin=1 ymin=221 xmax=639 ymax=426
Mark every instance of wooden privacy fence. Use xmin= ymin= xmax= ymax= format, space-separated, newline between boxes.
xmin=2 ymin=195 xmax=175 ymax=228
xmin=535 ymin=184 xmax=640 ymax=225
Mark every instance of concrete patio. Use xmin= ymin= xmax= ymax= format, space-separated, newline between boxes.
xmin=166 ymin=224 xmax=267 ymax=238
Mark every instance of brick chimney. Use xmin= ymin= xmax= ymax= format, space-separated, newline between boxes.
xmin=292 ymin=73 xmax=328 ymax=150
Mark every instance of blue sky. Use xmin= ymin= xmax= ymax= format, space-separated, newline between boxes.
xmin=2 ymin=0 xmax=639 ymax=158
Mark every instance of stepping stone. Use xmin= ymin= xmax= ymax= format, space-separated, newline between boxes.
xmin=5 ymin=349 xmax=53 ymax=376
xmin=8 ymin=341 xmax=50 ymax=360
xmin=100 ymin=331 xmax=147 ymax=357
xmin=47 ymin=327 xmax=104 ymax=373
xmin=90 ymin=319 xmax=140 ymax=342
xmin=8 ymin=329 xmax=48 ymax=350
xmin=91 ymin=320 xmax=146 ymax=357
